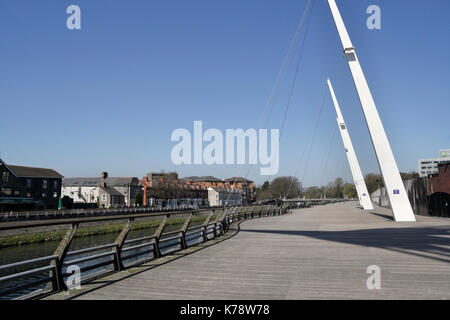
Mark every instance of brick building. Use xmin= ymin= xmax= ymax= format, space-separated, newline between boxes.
xmin=140 ymin=173 xmax=255 ymax=207
xmin=427 ymin=161 xmax=450 ymax=195
xmin=426 ymin=161 xmax=450 ymax=217
xmin=140 ymin=172 xmax=208 ymax=207
xmin=224 ymin=177 xmax=255 ymax=204
xmin=182 ymin=176 xmax=255 ymax=204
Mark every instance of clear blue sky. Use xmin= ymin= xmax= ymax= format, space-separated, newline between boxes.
xmin=0 ymin=0 xmax=449 ymax=187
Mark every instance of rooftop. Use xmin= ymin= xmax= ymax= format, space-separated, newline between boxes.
xmin=181 ymin=176 xmax=223 ymax=183
xmin=224 ymin=176 xmax=252 ymax=182
xmin=0 ymin=159 xmax=63 ymax=179
xmin=63 ymin=177 xmax=138 ymax=187
xmin=99 ymin=186 xmax=124 ymax=196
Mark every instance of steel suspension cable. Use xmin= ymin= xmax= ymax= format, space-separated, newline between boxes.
xmin=224 ymin=0 xmax=314 ymax=205
xmin=285 ymin=83 xmax=327 ymax=199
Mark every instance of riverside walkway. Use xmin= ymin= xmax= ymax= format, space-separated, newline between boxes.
xmin=49 ymin=202 xmax=450 ymax=300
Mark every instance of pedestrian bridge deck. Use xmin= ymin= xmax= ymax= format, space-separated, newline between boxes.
xmin=49 ymin=202 xmax=450 ymax=299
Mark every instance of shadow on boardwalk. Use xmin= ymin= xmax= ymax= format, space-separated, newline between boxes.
xmin=241 ymin=226 xmax=450 ymax=264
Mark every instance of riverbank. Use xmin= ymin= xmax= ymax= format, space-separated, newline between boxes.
xmin=0 ymin=215 xmax=212 ymax=248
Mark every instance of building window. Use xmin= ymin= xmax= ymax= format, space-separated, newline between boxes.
xmin=26 ymin=192 xmax=31 ymax=198
xmin=14 ymin=190 xmax=20 ymax=196
xmin=53 ymin=181 xmax=58 ymax=189
xmin=26 ymin=179 xmax=31 ymax=188
xmin=43 ymin=180 xmax=48 ymax=189
xmin=2 ymin=171 xmax=9 ymax=183
xmin=102 ymin=194 xmax=107 ymax=202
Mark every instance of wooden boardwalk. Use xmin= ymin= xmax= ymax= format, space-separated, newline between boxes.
xmin=56 ymin=202 xmax=450 ymax=300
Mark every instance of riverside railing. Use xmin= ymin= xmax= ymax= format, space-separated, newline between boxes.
xmin=1 ymin=199 xmax=345 ymax=222
xmin=0 ymin=200 xmax=344 ymax=300
xmin=1 ymin=205 xmax=206 ymax=223
xmin=0 ymin=203 xmax=301 ymax=300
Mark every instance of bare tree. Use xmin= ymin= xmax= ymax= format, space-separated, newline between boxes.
xmin=270 ymin=176 xmax=302 ymax=199
xmin=256 ymin=176 xmax=302 ymax=200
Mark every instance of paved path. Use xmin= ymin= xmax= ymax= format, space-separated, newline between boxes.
xmin=73 ymin=202 xmax=450 ymax=299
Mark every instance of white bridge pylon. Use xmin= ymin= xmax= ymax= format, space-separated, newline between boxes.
xmin=327 ymin=78 xmax=373 ymax=210
xmin=327 ymin=0 xmax=415 ymax=221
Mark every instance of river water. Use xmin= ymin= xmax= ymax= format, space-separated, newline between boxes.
xmin=0 ymin=221 xmax=205 ymax=299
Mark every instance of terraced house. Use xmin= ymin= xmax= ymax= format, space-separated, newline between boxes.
xmin=62 ymin=174 xmax=141 ymax=207
xmin=0 ymin=158 xmax=63 ymax=210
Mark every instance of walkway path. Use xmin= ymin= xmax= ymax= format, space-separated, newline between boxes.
xmin=61 ymin=202 xmax=450 ymax=299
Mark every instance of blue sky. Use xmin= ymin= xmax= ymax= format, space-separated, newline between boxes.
xmin=0 ymin=0 xmax=449 ymax=187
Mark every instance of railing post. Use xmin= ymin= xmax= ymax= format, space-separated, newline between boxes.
xmin=241 ymin=206 xmax=247 ymax=220
xmin=202 ymin=212 xmax=214 ymax=243
xmin=50 ymin=223 xmax=78 ymax=292
xmin=212 ymin=209 xmax=224 ymax=237
xmin=153 ymin=215 xmax=168 ymax=259
xmin=230 ymin=207 xmax=235 ymax=222
xmin=219 ymin=208 xmax=229 ymax=234
xmin=180 ymin=214 xmax=192 ymax=250
xmin=249 ymin=206 xmax=255 ymax=219
xmin=112 ymin=218 xmax=134 ymax=271
xmin=219 ymin=208 xmax=227 ymax=233
xmin=255 ymin=206 xmax=259 ymax=217
xmin=277 ymin=204 xmax=282 ymax=215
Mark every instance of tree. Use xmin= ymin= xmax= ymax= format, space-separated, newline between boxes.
xmin=304 ymin=186 xmax=321 ymax=199
xmin=400 ymin=171 xmax=419 ymax=181
xmin=270 ymin=176 xmax=302 ymax=199
xmin=261 ymin=181 xmax=270 ymax=191
xmin=255 ymin=176 xmax=302 ymax=200
xmin=364 ymin=173 xmax=384 ymax=194
xmin=334 ymin=177 xmax=344 ymax=198
xmin=325 ymin=181 xmax=336 ymax=198
xmin=135 ymin=193 xmax=143 ymax=206
xmin=343 ymin=183 xmax=357 ymax=198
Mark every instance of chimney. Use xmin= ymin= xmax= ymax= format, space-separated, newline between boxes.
xmin=101 ymin=171 xmax=108 ymax=188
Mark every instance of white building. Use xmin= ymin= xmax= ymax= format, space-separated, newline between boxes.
xmin=418 ymin=149 xmax=450 ymax=177
xmin=62 ymin=177 xmax=142 ymax=206
xmin=208 ymin=187 xmax=242 ymax=207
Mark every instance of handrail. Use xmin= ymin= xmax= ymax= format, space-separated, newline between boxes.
xmin=0 ymin=255 xmax=58 ymax=272
xmin=0 ymin=265 xmax=56 ymax=284
xmin=0 ymin=208 xmax=210 ymax=231
xmin=0 ymin=205 xmax=209 ymax=221
xmin=66 ymin=244 xmax=117 ymax=257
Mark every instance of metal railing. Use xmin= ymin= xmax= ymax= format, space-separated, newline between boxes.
xmin=0 ymin=200 xmax=337 ymax=300
xmin=1 ymin=205 xmax=207 ymax=223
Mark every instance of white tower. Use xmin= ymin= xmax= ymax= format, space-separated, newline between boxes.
xmin=327 ymin=78 xmax=373 ymax=210
xmin=327 ymin=0 xmax=415 ymax=221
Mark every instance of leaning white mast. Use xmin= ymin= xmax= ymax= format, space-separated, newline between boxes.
xmin=327 ymin=78 xmax=373 ymax=210
xmin=327 ymin=0 xmax=415 ymax=221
